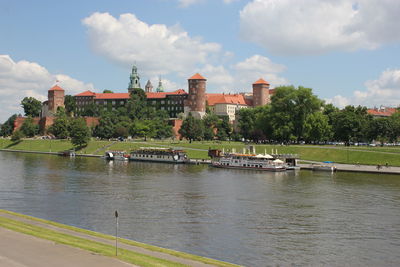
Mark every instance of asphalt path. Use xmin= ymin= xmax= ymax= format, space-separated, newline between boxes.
xmin=0 ymin=212 xmax=221 ymax=267
xmin=0 ymin=227 xmax=136 ymax=267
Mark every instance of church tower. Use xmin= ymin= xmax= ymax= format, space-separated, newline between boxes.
xmin=145 ymin=80 xmax=153 ymax=93
xmin=252 ymin=78 xmax=270 ymax=106
xmin=184 ymin=73 xmax=206 ymax=119
xmin=128 ymin=64 xmax=141 ymax=93
xmin=156 ymin=77 xmax=164 ymax=92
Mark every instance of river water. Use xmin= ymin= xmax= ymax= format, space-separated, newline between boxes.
xmin=0 ymin=151 xmax=399 ymax=266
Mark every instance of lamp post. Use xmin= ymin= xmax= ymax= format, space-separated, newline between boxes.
xmin=115 ymin=210 xmax=119 ymax=256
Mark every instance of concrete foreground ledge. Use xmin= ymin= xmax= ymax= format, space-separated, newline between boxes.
xmin=0 ymin=210 xmax=239 ymax=267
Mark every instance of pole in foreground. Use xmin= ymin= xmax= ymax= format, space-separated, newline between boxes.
xmin=115 ymin=210 xmax=119 ymax=256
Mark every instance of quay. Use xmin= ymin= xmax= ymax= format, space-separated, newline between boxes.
xmin=299 ymin=162 xmax=400 ymax=175
xmin=0 ymin=210 xmax=238 ymax=267
xmin=1 ymin=148 xmax=400 ymax=174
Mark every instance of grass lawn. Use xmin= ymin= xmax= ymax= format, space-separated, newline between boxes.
xmin=0 ymin=209 xmax=238 ymax=267
xmin=1 ymin=138 xmax=400 ymax=166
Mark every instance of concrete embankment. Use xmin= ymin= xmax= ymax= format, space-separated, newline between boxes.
xmin=299 ymin=162 xmax=400 ymax=175
xmin=0 ymin=210 xmax=238 ymax=267
xmin=0 ymin=148 xmax=101 ymax=158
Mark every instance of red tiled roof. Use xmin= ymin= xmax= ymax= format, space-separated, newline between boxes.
xmin=253 ymin=78 xmax=270 ymax=85
xmin=188 ymin=73 xmax=206 ymax=80
xmin=206 ymin=93 xmax=247 ymax=106
xmin=95 ymin=93 xmax=129 ymax=99
xmin=49 ymin=85 xmax=65 ymax=91
xmin=367 ymin=108 xmax=397 ymax=117
xmin=75 ymin=90 xmax=96 ymax=96
xmin=75 ymin=89 xmax=187 ymax=100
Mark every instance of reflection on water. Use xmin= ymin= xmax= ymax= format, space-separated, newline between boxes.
xmin=1 ymin=151 xmax=400 ymax=266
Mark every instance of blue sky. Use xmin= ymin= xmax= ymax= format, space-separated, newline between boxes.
xmin=1 ymin=0 xmax=400 ymax=121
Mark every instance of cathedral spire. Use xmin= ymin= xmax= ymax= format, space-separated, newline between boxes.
xmin=156 ymin=76 xmax=164 ymax=92
xmin=145 ymin=79 xmax=153 ymax=93
xmin=128 ymin=64 xmax=141 ymax=93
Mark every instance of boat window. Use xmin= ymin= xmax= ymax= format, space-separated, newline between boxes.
xmin=243 ymin=164 xmax=246 ymax=167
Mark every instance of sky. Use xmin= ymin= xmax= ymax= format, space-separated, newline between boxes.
xmin=1 ymin=0 xmax=400 ymax=122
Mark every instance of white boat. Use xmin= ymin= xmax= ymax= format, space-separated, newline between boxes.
xmin=130 ymin=147 xmax=188 ymax=163
xmin=104 ymin=151 xmax=130 ymax=161
xmin=210 ymin=150 xmax=286 ymax=172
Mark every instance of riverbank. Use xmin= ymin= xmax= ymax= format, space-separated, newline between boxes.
xmin=0 ymin=209 xmax=238 ymax=267
xmin=1 ymin=138 xmax=400 ymax=167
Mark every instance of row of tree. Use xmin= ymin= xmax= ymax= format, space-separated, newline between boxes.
xmin=235 ymin=86 xmax=400 ymax=144
xmin=1 ymin=85 xmax=400 ymax=145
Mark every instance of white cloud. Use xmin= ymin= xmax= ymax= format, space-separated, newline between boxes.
xmin=189 ymin=55 xmax=288 ymax=93
xmin=178 ymin=0 xmax=204 ymax=7
xmin=232 ymin=55 xmax=289 ymax=90
xmin=0 ymin=55 xmax=94 ymax=122
xmin=82 ymin=12 xmax=221 ymax=77
xmin=240 ymin=0 xmax=400 ymax=55
xmin=325 ymin=95 xmax=351 ymax=108
xmin=327 ymin=69 xmax=400 ymax=108
xmin=178 ymin=0 xmax=237 ymax=7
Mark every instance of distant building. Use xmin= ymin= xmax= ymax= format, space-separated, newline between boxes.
xmin=367 ymin=106 xmax=397 ymax=118
xmin=145 ymin=80 xmax=153 ymax=93
xmin=184 ymin=73 xmax=207 ymax=119
xmin=128 ymin=64 xmax=141 ymax=94
xmin=41 ymin=85 xmax=65 ymax=117
xmin=206 ymin=93 xmax=248 ymax=122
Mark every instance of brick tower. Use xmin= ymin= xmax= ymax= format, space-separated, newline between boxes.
xmin=48 ymin=85 xmax=65 ymax=114
xmin=184 ymin=73 xmax=206 ymax=119
xmin=252 ymin=78 xmax=270 ymax=106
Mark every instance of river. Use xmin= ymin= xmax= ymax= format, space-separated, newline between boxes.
xmin=0 ymin=151 xmax=399 ymax=266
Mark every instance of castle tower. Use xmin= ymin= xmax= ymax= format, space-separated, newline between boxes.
xmin=184 ymin=73 xmax=206 ymax=119
xmin=145 ymin=80 xmax=153 ymax=93
xmin=48 ymin=85 xmax=65 ymax=114
xmin=156 ymin=77 xmax=164 ymax=92
xmin=252 ymin=78 xmax=270 ymax=106
xmin=128 ymin=64 xmax=141 ymax=93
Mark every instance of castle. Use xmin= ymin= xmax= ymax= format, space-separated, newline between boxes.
xmin=73 ymin=64 xmax=274 ymax=122
xmin=14 ymin=65 xmax=274 ymax=134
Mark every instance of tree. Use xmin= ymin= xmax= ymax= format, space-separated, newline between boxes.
xmin=179 ymin=114 xmax=204 ymax=142
xmin=303 ymin=112 xmax=332 ymax=143
xmin=114 ymin=121 xmax=130 ymax=138
xmin=21 ymin=97 xmax=42 ymax=117
xmin=0 ymin=114 xmax=17 ymax=137
xmin=127 ymin=88 xmax=147 ymax=120
xmin=216 ymin=116 xmax=232 ymax=141
xmin=130 ymin=120 xmax=154 ymax=141
xmin=94 ymin=115 xmax=115 ymax=139
xmin=103 ymin=89 xmax=114 ymax=93
xmin=64 ymin=95 xmax=76 ymax=116
xmin=387 ymin=112 xmax=400 ymax=142
xmin=331 ymin=105 xmax=371 ymax=143
xmin=11 ymin=130 xmax=24 ymax=142
xmin=80 ymin=102 xmax=99 ymax=117
xmin=20 ymin=117 xmax=39 ymax=137
xmin=50 ymin=117 xmax=70 ymax=138
xmin=269 ymin=86 xmax=323 ymax=142
xmin=254 ymin=105 xmax=273 ymax=141
xmin=237 ymin=108 xmax=258 ymax=140
xmin=69 ymin=118 xmax=91 ymax=148
xmin=203 ymin=113 xmax=219 ymax=140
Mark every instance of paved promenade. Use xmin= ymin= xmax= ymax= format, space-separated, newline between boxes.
xmin=0 ymin=227 xmax=135 ymax=267
xmin=0 ymin=211 xmax=231 ymax=267
xmin=299 ymin=162 xmax=400 ymax=175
